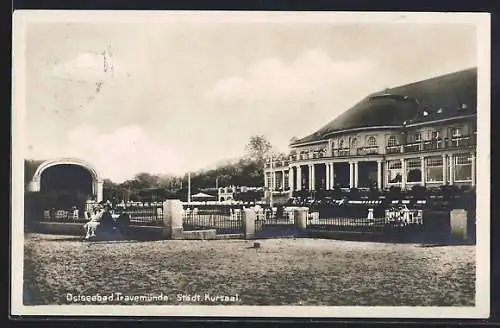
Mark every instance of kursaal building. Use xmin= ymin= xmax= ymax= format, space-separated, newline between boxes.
xmin=264 ymin=68 xmax=477 ymax=195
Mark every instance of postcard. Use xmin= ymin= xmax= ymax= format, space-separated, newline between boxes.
xmin=11 ymin=10 xmax=491 ymax=318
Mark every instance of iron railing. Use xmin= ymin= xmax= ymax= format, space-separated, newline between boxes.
xmin=182 ymin=204 xmax=244 ymax=234
xmin=115 ymin=204 xmax=164 ymax=226
xmin=40 ymin=208 xmax=88 ymax=223
xmin=307 ymin=201 xmax=387 ymax=232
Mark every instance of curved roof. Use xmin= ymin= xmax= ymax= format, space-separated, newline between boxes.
xmin=292 ymin=67 xmax=477 ymax=145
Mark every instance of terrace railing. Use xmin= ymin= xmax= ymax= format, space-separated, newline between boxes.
xmin=386 ymin=145 xmax=402 ymax=154
xmin=333 ymin=148 xmax=350 ymax=157
xmin=357 ymin=146 xmax=379 ymax=156
xmin=448 ymin=135 xmax=475 ymax=148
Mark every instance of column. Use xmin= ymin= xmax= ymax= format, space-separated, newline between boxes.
xmin=449 ymin=154 xmax=455 ymax=185
xmin=325 ymin=163 xmax=330 ymax=190
xmin=281 ymin=170 xmax=286 ymax=190
xmin=96 ymin=180 xmax=104 ymax=202
xmin=311 ymin=164 xmax=316 ymax=191
xmin=264 ymin=172 xmax=269 ymax=188
xmin=471 ymin=153 xmax=476 ymax=186
xmin=354 ymin=161 xmax=359 ymax=188
xmin=421 ymin=156 xmax=426 ymax=186
xmin=349 ymin=162 xmax=354 ymax=188
xmin=296 ymin=166 xmax=302 ymax=190
xmin=289 ymin=167 xmax=294 ymax=191
xmin=377 ymin=160 xmax=382 ymax=190
xmin=442 ymin=154 xmax=448 ymax=185
xmin=400 ymin=158 xmax=406 ymax=190
xmin=330 ymin=163 xmax=335 ymax=189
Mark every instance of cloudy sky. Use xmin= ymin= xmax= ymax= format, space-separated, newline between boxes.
xmin=22 ymin=16 xmax=477 ymax=182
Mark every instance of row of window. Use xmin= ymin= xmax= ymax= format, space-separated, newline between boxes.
xmin=308 ymin=127 xmax=466 ymax=153
xmin=294 ymin=127 xmax=469 ymax=156
xmin=387 ymin=154 xmax=473 ymax=183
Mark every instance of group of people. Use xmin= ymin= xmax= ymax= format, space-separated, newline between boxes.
xmin=83 ymin=201 xmax=119 ymax=240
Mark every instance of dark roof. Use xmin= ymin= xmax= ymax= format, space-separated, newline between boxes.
xmin=292 ymin=67 xmax=477 ymax=145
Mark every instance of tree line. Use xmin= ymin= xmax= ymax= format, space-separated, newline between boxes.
xmin=24 ymin=135 xmax=279 ymax=202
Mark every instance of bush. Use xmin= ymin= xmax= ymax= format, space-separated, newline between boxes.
xmin=348 ymin=188 xmax=360 ymax=200
xmin=440 ymin=185 xmax=460 ymax=200
xmin=411 ymin=185 xmax=428 ymax=199
xmin=387 ymin=186 xmax=402 ymax=200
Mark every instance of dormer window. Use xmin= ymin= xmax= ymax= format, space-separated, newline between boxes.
xmin=423 ymin=110 xmax=429 ymax=117
xmin=437 ymin=108 xmax=443 ymax=114
xmin=460 ymin=103 xmax=468 ymax=110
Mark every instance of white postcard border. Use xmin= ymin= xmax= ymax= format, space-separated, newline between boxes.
xmin=11 ymin=10 xmax=491 ymax=318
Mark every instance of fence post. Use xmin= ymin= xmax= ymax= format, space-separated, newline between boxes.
xmin=162 ymin=199 xmax=184 ymax=240
xmin=294 ymin=207 xmax=309 ymax=231
xmin=450 ymin=209 xmax=468 ymax=241
xmin=243 ymin=208 xmax=256 ymax=239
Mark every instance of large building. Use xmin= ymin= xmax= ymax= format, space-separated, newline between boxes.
xmin=264 ymin=68 xmax=477 ymax=195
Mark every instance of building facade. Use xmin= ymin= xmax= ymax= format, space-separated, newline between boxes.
xmin=264 ymin=68 xmax=477 ymax=195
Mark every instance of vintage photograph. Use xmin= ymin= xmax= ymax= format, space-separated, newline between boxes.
xmin=11 ymin=11 xmax=490 ymax=318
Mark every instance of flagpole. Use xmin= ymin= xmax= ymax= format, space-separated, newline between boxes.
xmin=187 ymin=172 xmax=191 ymax=204
xmin=270 ymin=154 xmax=274 ymax=208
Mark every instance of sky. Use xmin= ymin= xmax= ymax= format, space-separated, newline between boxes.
xmin=22 ymin=18 xmax=477 ymax=182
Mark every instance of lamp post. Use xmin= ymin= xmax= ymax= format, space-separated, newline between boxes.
xmin=187 ymin=172 xmax=191 ymax=204
xmin=269 ymin=154 xmax=274 ymax=208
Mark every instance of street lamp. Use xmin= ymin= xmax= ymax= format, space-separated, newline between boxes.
xmin=269 ymin=154 xmax=274 ymax=208
xmin=187 ymin=172 xmax=191 ymax=203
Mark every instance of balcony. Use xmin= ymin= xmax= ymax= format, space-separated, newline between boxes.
xmin=448 ymin=136 xmax=475 ymax=148
xmin=403 ymin=142 xmax=422 ymax=153
xmin=386 ymin=145 xmax=402 ymax=154
xmin=333 ymin=148 xmax=350 ymax=157
xmin=264 ymin=159 xmax=289 ymax=169
xmin=423 ymin=139 xmax=443 ymax=151
xmin=357 ymin=146 xmax=379 ymax=156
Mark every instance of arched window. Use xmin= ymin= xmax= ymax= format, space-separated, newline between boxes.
xmin=339 ymin=139 xmax=344 ymax=149
xmin=367 ymin=136 xmax=377 ymax=146
xmin=350 ymin=137 xmax=358 ymax=148
xmin=387 ymin=135 xmax=398 ymax=147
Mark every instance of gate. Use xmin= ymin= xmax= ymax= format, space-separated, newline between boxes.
xmin=254 ymin=206 xmax=303 ymax=238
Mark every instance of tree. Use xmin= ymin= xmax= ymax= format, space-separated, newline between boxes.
xmin=245 ymin=135 xmax=272 ymax=164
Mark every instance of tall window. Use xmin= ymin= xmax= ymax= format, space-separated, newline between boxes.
xmin=387 ymin=160 xmax=402 ymax=183
xmin=414 ymin=132 xmax=422 ymax=142
xmin=452 ymin=127 xmax=462 ymax=138
xmin=387 ymin=135 xmax=398 ymax=147
xmin=350 ymin=137 xmax=358 ymax=148
xmin=454 ymin=153 xmax=472 ymax=181
xmin=367 ymin=136 xmax=377 ymax=147
xmin=425 ymin=156 xmax=443 ymax=182
xmin=266 ymin=173 xmax=272 ymax=188
xmin=406 ymin=158 xmax=422 ymax=183
xmin=431 ymin=130 xmax=440 ymax=139
xmin=339 ymin=139 xmax=345 ymax=149
xmin=284 ymin=172 xmax=289 ymax=189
